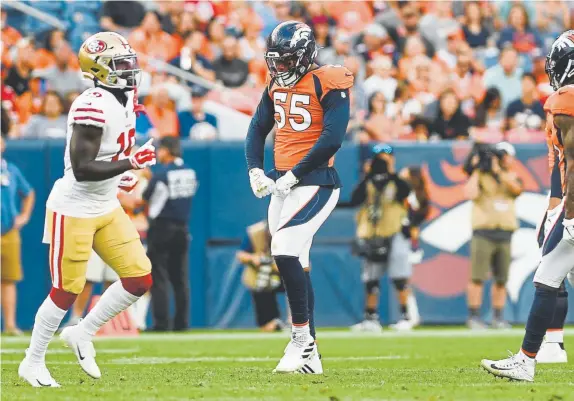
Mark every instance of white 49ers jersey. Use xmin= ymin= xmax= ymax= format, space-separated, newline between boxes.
xmin=46 ymin=87 xmax=136 ymax=218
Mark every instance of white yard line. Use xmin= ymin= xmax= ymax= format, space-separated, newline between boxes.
xmin=0 ymin=347 xmax=139 ymax=354
xmin=2 ymin=327 xmax=573 ymax=344
xmin=0 ymin=355 xmax=405 ymax=365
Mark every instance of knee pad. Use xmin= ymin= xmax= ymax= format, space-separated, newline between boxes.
xmin=49 ymin=287 xmax=78 ymax=310
xmin=393 ymin=278 xmax=408 ymax=292
xmin=365 ymin=280 xmax=380 ymax=296
xmin=121 ymin=274 xmax=153 ymax=297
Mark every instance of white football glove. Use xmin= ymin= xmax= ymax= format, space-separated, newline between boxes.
xmin=563 ymin=217 xmax=574 ymax=244
xmin=118 ymin=171 xmax=138 ymax=193
xmin=249 ymin=168 xmax=275 ymax=198
xmin=129 ymin=139 xmax=156 ymax=169
xmin=273 ymin=170 xmax=299 ymax=197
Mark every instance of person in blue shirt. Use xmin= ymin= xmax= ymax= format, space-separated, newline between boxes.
xmin=236 ymin=221 xmax=285 ymax=332
xmin=177 ymin=87 xmax=218 ymax=139
xmin=142 ymin=137 xmax=197 ymax=331
xmin=0 ymin=136 xmax=35 ymax=335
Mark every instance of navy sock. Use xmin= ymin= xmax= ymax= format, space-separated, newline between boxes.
xmin=274 ymin=256 xmax=308 ymax=325
xmin=548 ymin=290 xmax=568 ymax=331
xmin=305 ymin=271 xmax=315 ymax=339
xmin=521 ymin=287 xmax=558 ymax=356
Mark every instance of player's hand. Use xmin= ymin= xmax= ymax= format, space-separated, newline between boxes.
xmin=129 ymin=139 xmax=156 ymax=169
xmin=13 ymin=213 xmax=30 ymax=230
xmin=563 ymin=217 xmax=574 ymax=244
xmin=119 ymin=171 xmax=139 ymax=193
xmin=249 ymin=168 xmax=275 ymax=198
xmin=273 ymin=170 xmax=299 ymax=197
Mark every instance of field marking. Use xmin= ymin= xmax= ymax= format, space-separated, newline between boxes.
xmin=110 ymin=355 xmax=405 ymax=364
xmin=0 ymin=355 xmax=405 ymax=365
xmin=3 ymin=328 xmax=573 ymax=344
xmin=0 ymin=347 xmax=139 ymax=354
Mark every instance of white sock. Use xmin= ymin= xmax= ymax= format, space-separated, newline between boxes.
xmin=128 ymin=292 xmax=150 ymax=330
xmin=78 ymin=281 xmax=139 ymax=340
xmin=27 ymin=297 xmax=67 ymax=366
xmin=546 ymin=329 xmax=564 ymax=343
xmin=518 ymin=349 xmax=536 ymax=364
xmin=292 ymin=323 xmax=311 ymax=344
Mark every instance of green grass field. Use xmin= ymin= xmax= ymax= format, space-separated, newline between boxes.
xmin=2 ymin=328 xmax=573 ymax=401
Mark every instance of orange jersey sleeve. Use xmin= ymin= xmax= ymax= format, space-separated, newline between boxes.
xmin=312 ymin=65 xmax=354 ymax=101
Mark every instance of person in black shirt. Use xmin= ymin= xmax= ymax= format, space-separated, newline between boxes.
xmin=100 ymin=0 xmax=146 ymax=33
xmin=213 ymin=36 xmax=249 ymax=88
xmin=506 ymin=73 xmax=545 ymax=130
xmin=431 ymin=89 xmax=472 ymax=140
xmin=5 ymin=39 xmax=35 ymax=97
xmin=143 ymin=137 xmax=198 ymax=331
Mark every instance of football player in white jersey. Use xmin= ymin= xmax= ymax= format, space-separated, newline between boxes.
xmin=19 ymin=32 xmax=156 ymax=388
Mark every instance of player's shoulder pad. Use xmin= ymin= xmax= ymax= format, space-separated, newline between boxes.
xmin=544 ymin=85 xmax=574 ymax=117
xmin=314 ymin=65 xmax=354 ymax=93
xmin=69 ymin=88 xmax=108 ymax=129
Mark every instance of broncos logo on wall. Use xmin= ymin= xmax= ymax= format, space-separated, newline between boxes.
xmin=410 ymin=145 xmax=550 ymax=313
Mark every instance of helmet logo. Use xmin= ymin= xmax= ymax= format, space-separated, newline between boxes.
xmin=85 ymin=39 xmax=107 ymax=54
xmin=290 ymin=26 xmax=311 ymax=47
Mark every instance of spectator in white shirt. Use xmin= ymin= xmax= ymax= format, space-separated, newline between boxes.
xmin=363 ymin=56 xmax=397 ymax=102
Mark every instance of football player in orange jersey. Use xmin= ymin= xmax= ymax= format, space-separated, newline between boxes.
xmin=245 ymin=21 xmax=353 ymax=374
xmin=481 ymin=30 xmax=574 ymax=382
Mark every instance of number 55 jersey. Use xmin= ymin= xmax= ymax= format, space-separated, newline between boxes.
xmin=47 ymin=87 xmax=137 ymax=218
xmin=269 ymin=64 xmax=353 ymax=185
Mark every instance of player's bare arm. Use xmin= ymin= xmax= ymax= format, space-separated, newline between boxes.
xmin=70 ymin=124 xmax=132 ymax=182
xmin=554 ymin=114 xmax=574 ymax=219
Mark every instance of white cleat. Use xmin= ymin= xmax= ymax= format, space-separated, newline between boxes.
xmin=481 ymin=352 xmax=535 ymax=382
xmin=536 ymin=341 xmax=568 ymax=364
xmin=389 ymin=319 xmax=415 ymax=332
xmin=18 ymin=354 xmax=60 ymax=388
xmin=60 ymin=324 xmax=101 ymax=379
xmin=273 ymin=334 xmax=316 ymax=374
xmin=350 ymin=319 xmax=383 ymax=333
xmin=297 ymin=348 xmax=323 ymax=374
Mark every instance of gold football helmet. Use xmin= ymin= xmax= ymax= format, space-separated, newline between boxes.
xmin=78 ymin=32 xmax=141 ymax=89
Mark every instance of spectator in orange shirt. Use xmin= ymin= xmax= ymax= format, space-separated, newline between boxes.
xmin=129 ymin=11 xmax=179 ymax=66
xmin=34 ymin=29 xmax=79 ymax=70
xmin=360 ymin=91 xmax=403 ymax=143
xmin=172 ymin=11 xmax=196 ymax=51
xmin=144 ymin=87 xmax=179 ymax=138
xmin=398 ymin=36 xmax=428 ymax=79
xmin=450 ymin=43 xmax=485 ymax=117
xmin=1 ymin=10 xmax=20 ymax=47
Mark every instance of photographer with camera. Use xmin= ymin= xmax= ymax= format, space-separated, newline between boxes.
xmin=236 ymin=221 xmax=286 ymax=332
xmin=464 ymin=142 xmax=523 ymax=329
xmin=349 ymin=144 xmax=417 ymax=332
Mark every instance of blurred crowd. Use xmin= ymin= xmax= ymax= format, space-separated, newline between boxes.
xmin=1 ymin=0 xmax=572 ymax=142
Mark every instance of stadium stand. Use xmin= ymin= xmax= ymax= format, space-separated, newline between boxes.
xmin=2 ymin=0 xmax=572 ymax=141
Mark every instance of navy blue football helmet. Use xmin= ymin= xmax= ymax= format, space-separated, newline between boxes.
xmin=265 ymin=21 xmax=318 ymax=87
xmin=546 ymin=30 xmax=574 ymax=90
